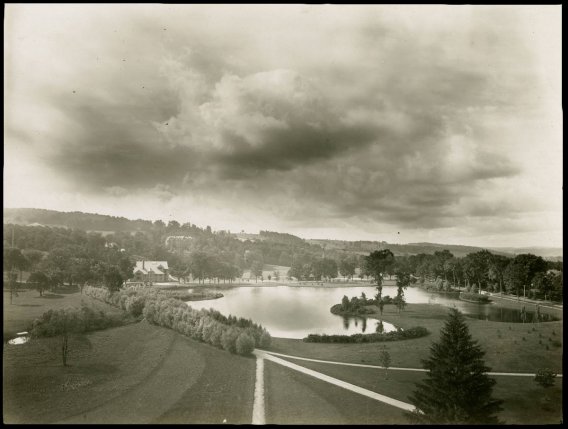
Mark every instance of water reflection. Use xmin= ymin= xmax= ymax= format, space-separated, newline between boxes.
xmin=465 ymin=304 xmax=559 ymax=323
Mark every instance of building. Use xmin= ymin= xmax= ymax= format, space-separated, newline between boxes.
xmin=132 ymin=261 xmax=169 ymax=283
xmin=165 ymin=235 xmax=193 ymax=252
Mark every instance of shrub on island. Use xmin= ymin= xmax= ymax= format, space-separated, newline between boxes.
xmin=303 ymin=326 xmax=429 ymax=343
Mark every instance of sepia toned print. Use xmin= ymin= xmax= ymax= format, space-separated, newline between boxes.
xmin=3 ymin=4 xmax=562 ymax=424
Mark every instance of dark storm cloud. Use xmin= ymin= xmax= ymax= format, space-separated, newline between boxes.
xmin=44 ymin=94 xmax=201 ymax=191
xmin=215 ymin=122 xmax=380 ymax=179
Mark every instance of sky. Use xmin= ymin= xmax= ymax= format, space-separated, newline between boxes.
xmin=3 ymin=4 xmax=562 ymax=248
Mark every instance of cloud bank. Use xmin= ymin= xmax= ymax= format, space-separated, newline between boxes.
xmin=4 ymin=4 xmax=562 ymax=247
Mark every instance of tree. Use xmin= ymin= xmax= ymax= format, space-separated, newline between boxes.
xmin=22 ymin=249 xmax=44 ymax=272
xmin=379 ymin=348 xmax=391 ymax=379
xmin=503 ymin=261 xmax=526 ymax=296
xmin=69 ymin=257 xmax=93 ymax=293
xmin=365 ymin=250 xmax=394 ymax=313
xmin=408 ymin=308 xmax=503 ymax=424
xmin=103 ymin=266 xmax=123 ymax=292
xmin=504 ymin=254 xmax=547 ymax=297
xmin=549 ymin=272 xmax=563 ymax=301
xmin=4 ymin=247 xmax=28 ymax=304
xmin=394 ymin=259 xmax=411 ymax=313
xmin=339 ymin=256 xmax=356 ymax=280
xmin=488 ymin=254 xmax=509 ymax=294
xmin=251 ymin=260 xmax=263 ymax=283
xmin=534 ymin=368 xmax=557 ymax=389
xmin=27 ymin=271 xmax=50 ymax=296
xmin=534 ymin=368 xmax=557 ymax=411
xmin=30 ymin=308 xmax=84 ymax=366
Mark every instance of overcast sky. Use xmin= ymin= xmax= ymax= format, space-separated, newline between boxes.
xmin=4 ymin=4 xmax=562 ymax=247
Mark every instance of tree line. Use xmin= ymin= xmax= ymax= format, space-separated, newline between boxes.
xmin=361 ymin=249 xmax=562 ymax=301
xmin=3 ymin=223 xmax=563 ymax=302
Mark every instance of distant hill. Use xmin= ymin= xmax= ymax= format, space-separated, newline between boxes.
xmin=307 ymin=239 xmax=562 ymax=260
xmin=3 ymin=208 xmax=562 ymax=261
xmin=487 ymin=247 xmax=563 ymax=260
xmin=3 ymin=208 xmax=154 ymax=232
xmin=307 ymin=239 xmax=512 ymax=258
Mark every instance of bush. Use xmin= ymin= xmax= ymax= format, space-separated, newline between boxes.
xmin=221 ymin=328 xmax=239 ymax=353
xmin=126 ymin=296 xmax=146 ymax=317
xmin=236 ymin=332 xmax=255 ymax=355
xmin=534 ymin=368 xmax=557 ymax=388
xmin=304 ymin=326 xmax=429 ymax=343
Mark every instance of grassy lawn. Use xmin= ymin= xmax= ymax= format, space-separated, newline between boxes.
xmin=269 ymin=302 xmax=562 ymax=373
xmin=273 ymin=356 xmax=562 ymax=424
xmin=264 ymin=359 xmax=408 ymax=424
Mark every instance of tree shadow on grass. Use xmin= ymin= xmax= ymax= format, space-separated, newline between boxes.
xmin=55 ymin=289 xmax=80 ymax=295
xmin=36 ymin=294 xmax=65 ymax=299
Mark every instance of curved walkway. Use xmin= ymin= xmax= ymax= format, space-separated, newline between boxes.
xmin=259 ymin=350 xmax=563 ymax=378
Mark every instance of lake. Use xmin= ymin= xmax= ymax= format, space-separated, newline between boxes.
xmin=185 ymin=284 xmax=558 ymax=339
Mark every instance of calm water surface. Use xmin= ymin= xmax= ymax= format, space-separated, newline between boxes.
xmin=187 ymin=285 xmax=396 ymax=338
xmin=186 ymin=284 xmax=558 ymax=339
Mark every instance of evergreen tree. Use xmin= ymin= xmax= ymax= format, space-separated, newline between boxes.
xmin=408 ymin=308 xmax=503 ymax=424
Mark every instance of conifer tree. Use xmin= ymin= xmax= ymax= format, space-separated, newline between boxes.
xmin=408 ymin=307 xmax=503 ymax=424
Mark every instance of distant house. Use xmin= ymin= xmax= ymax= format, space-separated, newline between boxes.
xmin=132 ymin=261 xmax=169 ymax=283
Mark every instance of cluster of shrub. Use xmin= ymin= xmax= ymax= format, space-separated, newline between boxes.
xmin=83 ymin=286 xmax=271 ymax=355
xmin=30 ymin=304 xmax=125 ymax=338
xmin=335 ymin=293 xmax=377 ymax=315
xmin=459 ymin=292 xmax=490 ymax=303
xmin=304 ymin=326 xmax=429 ymax=343
xmin=334 ymin=293 xmax=406 ymax=316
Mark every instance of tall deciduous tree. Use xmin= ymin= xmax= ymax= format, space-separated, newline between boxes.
xmin=27 ymin=271 xmax=50 ymax=296
xmin=408 ymin=308 xmax=503 ymax=424
xmin=251 ymin=260 xmax=263 ymax=283
xmin=365 ymin=249 xmax=394 ymax=310
xmin=4 ymin=247 xmax=28 ymax=303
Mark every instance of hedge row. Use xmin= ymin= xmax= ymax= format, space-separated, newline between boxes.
xmin=303 ymin=326 xmax=429 ymax=343
xmin=83 ymin=286 xmax=271 ymax=355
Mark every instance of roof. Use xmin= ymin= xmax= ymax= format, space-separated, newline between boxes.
xmin=134 ymin=261 xmax=169 ymax=275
